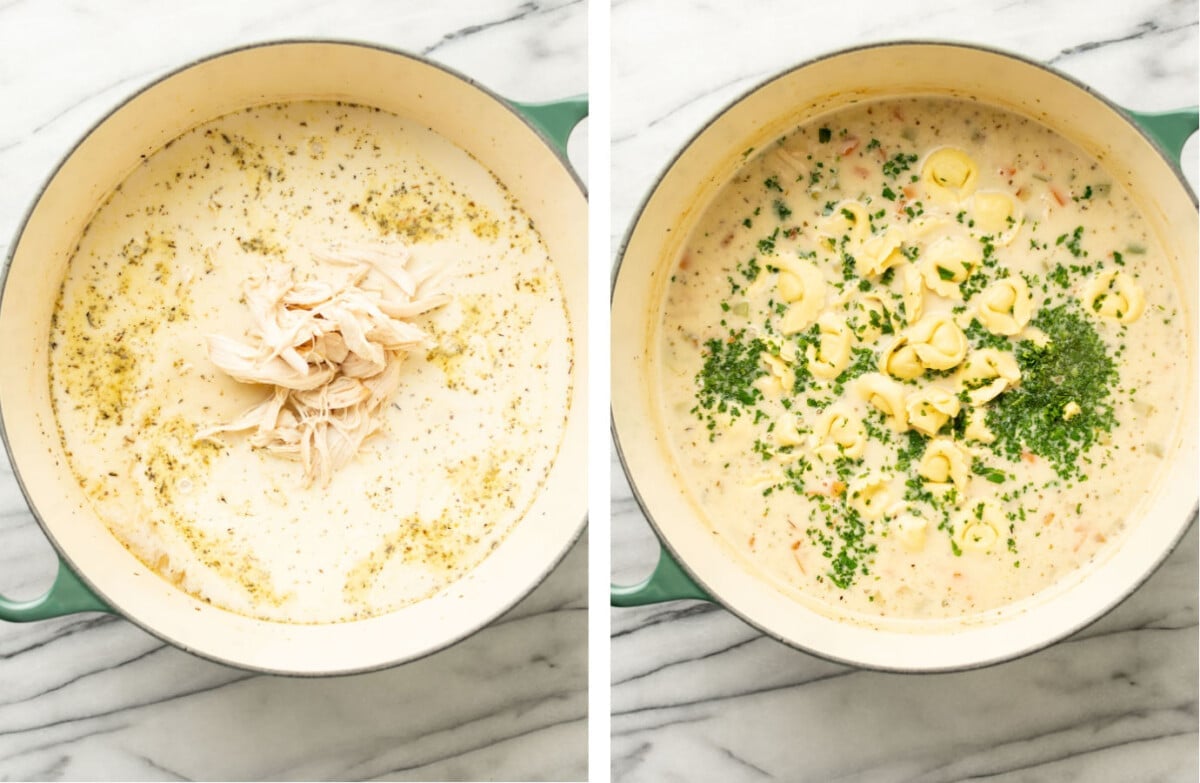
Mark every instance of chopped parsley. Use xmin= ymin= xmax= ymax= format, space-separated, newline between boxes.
xmin=882 ymin=152 xmax=918 ymax=180
xmin=985 ymin=304 xmax=1117 ymax=478
xmin=693 ymin=330 xmax=769 ymax=436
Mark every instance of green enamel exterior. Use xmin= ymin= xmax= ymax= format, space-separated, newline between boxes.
xmin=610 ymin=545 xmax=711 ymax=606
xmin=0 ymin=558 xmax=110 ymax=621
xmin=1127 ymin=108 xmax=1199 ymax=163
xmin=511 ymin=96 xmax=588 ymax=156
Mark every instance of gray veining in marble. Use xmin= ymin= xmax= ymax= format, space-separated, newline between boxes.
xmin=611 ymin=1 xmax=1198 ymax=781
xmin=0 ymin=1 xmax=587 ymax=781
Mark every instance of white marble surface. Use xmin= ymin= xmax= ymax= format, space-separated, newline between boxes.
xmin=611 ymin=1 xmax=1198 ymax=781
xmin=0 ymin=1 xmax=587 ymax=781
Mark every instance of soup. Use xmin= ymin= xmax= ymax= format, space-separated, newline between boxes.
xmin=657 ymin=96 xmax=1187 ymax=623
xmin=49 ymin=101 xmax=573 ymax=624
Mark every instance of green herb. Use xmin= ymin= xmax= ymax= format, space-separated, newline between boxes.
xmin=882 ymin=152 xmax=918 ymax=180
xmin=773 ymin=199 xmax=792 ymax=220
xmin=757 ymin=228 xmax=780 ymax=255
xmin=1055 ymin=225 xmax=1086 ymax=258
xmin=841 ymin=252 xmax=857 ymax=281
xmin=881 ymin=186 xmax=897 ymax=201
xmin=986 ymin=304 xmax=1117 ymax=478
xmin=737 ymin=256 xmax=761 ymax=282
xmin=835 ymin=347 xmax=877 ymax=386
xmin=895 ymin=430 xmax=928 ymax=472
xmin=964 ymin=319 xmax=1011 ymax=351
xmin=693 ymin=330 xmax=769 ymax=435
xmin=1047 ymin=263 xmax=1071 ymax=289
xmin=971 ymin=459 xmax=1009 ymax=484
xmin=764 ymin=175 xmax=782 ymax=192
xmin=818 ymin=127 xmax=832 ymax=144
xmin=825 ymin=508 xmax=876 ymax=589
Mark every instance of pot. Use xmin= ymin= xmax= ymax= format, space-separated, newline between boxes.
xmin=611 ymin=41 xmax=1197 ymax=671
xmin=0 ymin=41 xmax=588 ymax=675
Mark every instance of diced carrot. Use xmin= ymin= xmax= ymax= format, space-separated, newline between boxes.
xmin=854 ymin=165 xmax=871 ymax=178
xmin=1050 ymin=186 xmax=1068 ymax=207
xmin=831 ymin=480 xmax=846 ymax=497
xmin=720 ymin=233 xmax=735 ymax=247
xmin=748 ymin=534 xmax=756 ymax=549
xmin=1000 ymin=166 xmax=1017 ymax=178
xmin=902 ymin=185 xmax=917 ymax=199
xmin=1021 ymin=451 xmax=1037 ymax=464
xmin=840 ymin=137 xmax=860 ymax=156
xmin=791 ymin=540 xmax=801 ymax=551
xmin=678 ymin=255 xmax=691 ymax=270
xmin=1015 ymin=186 xmax=1027 ymax=200
xmin=1043 ymin=512 xmax=1056 ymax=526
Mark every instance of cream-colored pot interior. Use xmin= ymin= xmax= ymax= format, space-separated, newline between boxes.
xmin=612 ymin=42 xmax=1197 ymax=670
xmin=0 ymin=42 xmax=587 ymax=674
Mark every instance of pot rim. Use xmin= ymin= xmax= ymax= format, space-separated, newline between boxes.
xmin=611 ymin=38 xmax=1198 ymax=672
xmin=1 ymin=38 xmax=588 ymax=677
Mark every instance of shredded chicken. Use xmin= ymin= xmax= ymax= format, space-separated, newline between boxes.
xmin=199 ymin=241 xmax=451 ymax=485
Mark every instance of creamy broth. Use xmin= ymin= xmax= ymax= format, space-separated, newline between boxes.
xmin=50 ymin=101 xmax=573 ymax=624
xmin=658 ymin=97 xmax=1187 ymax=623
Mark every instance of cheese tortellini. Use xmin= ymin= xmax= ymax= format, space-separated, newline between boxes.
xmin=919 ymin=235 xmax=981 ymax=298
xmin=918 ymin=438 xmax=970 ymax=494
xmin=822 ymin=200 xmax=871 ymax=244
xmin=890 ymin=510 xmax=930 ymax=552
xmin=848 ymin=293 xmax=891 ymax=343
xmin=976 ymin=276 xmax=1033 ymax=335
xmin=778 ymin=259 xmax=827 ymax=334
xmin=754 ymin=352 xmax=795 ymax=398
xmin=921 ymin=147 xmax=979 ymax=203
xmin=901 ymin=264 xmax=925 ymax=325
xmin=907 ymin=313 xmax=968 ymax=371
xmin=880 ymin=336 xmax=924 ymax=380
xmin=806 ymin=314 xmax=852 ymax=379
xmin=856 ymin=372 xmax=909 ymax=431
xmin=905 ymin=386 xmax=960 ymax=437
xmin=971 ymin=190 xmax=1022 ymax=245
xmin=859 ymin=231 xmax=909 ymax=279
xmin=958 ymin=349 xmax=1021 ymax=405
xmin=773 ymin=411 xmax=805 ymax=448
xmin=963 ymin=407 xmax=996 ymax=444
xmin=1084 ymin=269 xmax=1146 ymax=324
xmin=880 ymin=314 xmax=968 ymax=381
xmin=810 ymin=406 xmax=867 ymax=461
xmin=953 ymin=501 xmax=1004 ymax=553
xmin=847 ymin=472 xmax=894 ymax=521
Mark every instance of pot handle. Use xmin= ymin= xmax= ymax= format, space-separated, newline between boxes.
xmin=1126 ymin=107 xmax=1198 ymax=163
xmin=611 ymin=544 xmax=712 ymax=606
xmin=510 ymin=96 xmax=588 ymax=157
xmin=0 ymin=558 xmax=111 ymax=621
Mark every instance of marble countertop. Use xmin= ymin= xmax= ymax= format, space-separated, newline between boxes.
xmin=611 ymin=1 xmax=1198 ymax=781
xmin=0 ymin=1 xmax=587 ymax=781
